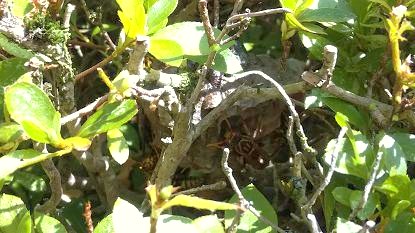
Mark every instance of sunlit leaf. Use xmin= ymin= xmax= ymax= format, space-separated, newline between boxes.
xmin=150 ymin=22 xmax=234 ymax=56
xmin=107 ymin=128 xmax=129 ymax=165
xmin=0 ymin=194 xmax=32 ymax=233
xmin=34 ymin=212 xmax=67 ymax=233
xmin=379 ymin=134 xmax=407 ymax=176
xmin=77 ymin=99 xmax=138 ymax=138
xmin=324 ymin=132 xmax=373 ymax=179
xmin=149 ymin=39 xmax=185 ymax=67
xmin=116 ymin=0 xmax=146 ymax=39
xmin=5 ymin=82 xmax=63 ymax=145
xmin=146 ymin=0 xmax=177 ymax=35
xmin=94 ymin=214 xmax=114 ymax=233
xmin=112 ymin=198 xmax=144 ymax=233
xmin=193 ymin=215 xmax=224 ymax=233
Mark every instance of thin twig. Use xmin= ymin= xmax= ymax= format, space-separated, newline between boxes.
xmin=221 ymin=148 xmax=286 ymax=233
xmin=213 ymin=0 xmax=220 ymax=28
xmin=349 ymin=146 xmax=383 ymax=219
xmin=63 ymin=4 xmax=75 ymax=29
xmin=199 ymin=0 xmax=216 ymax=46
xmin=304 ymin=127 xmax=347 ymax=210
xmin=173 ymin=180 xmax=227 ymax=196
xmin=61 ymin=95 xmax=108 ymax=125
xmin=35 ymin=145 xmax=63 ymax=214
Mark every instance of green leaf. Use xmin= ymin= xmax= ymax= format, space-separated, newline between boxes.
xmin=149 ymin=38 xmax=185 ymax=67
xmin=112 ymin=198 xmax=143 ymax=233
xmin=118 ymin=124 xmax=141 ymax=152
xmin=12 ymin=171 xmax=46 ymax=193
xmin=0 ymin=194 xmax=32 ymax=233
xmin=8 ymin=0 xmax=33 ymax=18
xmin=279 ymin=0 xmax=297 ymax=10
xmin=193 ymin=215 xmax=224 ymax=233
xmin=77 ymin=99 xmax=138 ymax=138
xmin=391 ymin=200 xmax=411 ymax=219
xmin=225 ymin=184 xmax=278 ymax=233
xmin=186 ymin=48 xmax=243 ymax=74
xmin=0 ymin=58 xmax=28 ymax=87
xmin=298 ymin=8 xmax=355 ymax=23
xmin=34 ymin=212 xmax=67 ymax=233
xmin=94 ymin=214 xmax=114 ymax=233
xmin=148 ymin=19 xmax=168 ymax=35
xmin=150 ymin=22 xmax=234 ymax=56
xmin=335 ymin=218 xmax=362 ymax=233
xmin=144 ymin=0 xmax=158 ymax=10
xmin=0 ymin=149 xmax=41 ymax=179
xmin=390 ymin=133 xmax=415 ymax=162
xmin=332 ymin=187 xmax=379 ymax=220
xmin=349 ymin=0 xmax=370 ymax=21
xmin=107 ymin=128 xmax=129 ymax=165
xmin=384 ymin=211 xmax=415 ymax=233
xmin=0 ymin=34 xmax=34 ymax=59
xmin=379 ymin=134 xmax=407 ymax=176
xmin=324 ymin=132 xmax=373 ymax=179
xmin=163 ymin=195 xmax=237 ymax=212
xmin=321 ymin=97 xmax=368 ymax=131
xmin=146 ymin=0 xmax=177 ymax=35
xmin=116 ymin=0 xmax=146 ymax=39
xmin=299 ymin=32 xmax=332 ymax=60
xmin=5 ymin=82 xmax=63 ymax=145
xmin=285 ymin=13 xmax=317 ymax=33
xmin=0 ymin=122 xmax=25 ymax=144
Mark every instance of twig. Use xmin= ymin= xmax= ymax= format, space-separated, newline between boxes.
xmin=235 ymin=71 xmax=316 ymax=154
xmin=306 ymin=214 xmax=323 ymax=233
xmin=303 ymin=127 xmax=347 ymax=210
xmin=221 ymin=148 xmax=286 ymax=233
xmin=230 ymin=0 xmax=244 ymax=17
xmin=219 ymin=7 xmax=291 ymax=45
xmin=75 ymin=39 xmax=134 ymax=82
xmin=127 ymin=36 xmax=149 ymax=75
xmin=61 ymin=95 xmax=108 ymax=125
xmin=35 ymin=144 xmax=63 ymax=214
xmin=78 ymin=0 xmax=116 ymax=50
xmin=213 ymin=0 xmax=220 ymax=28
xmin=349 ymin=146 xmax=383 ymax=219
xmin=63 ymin=4 xmax=76 ymax=29
xmin=83 ymin=201 xmax=94 ymax=233
xmin=198 ymin=0 xmax=216 ymax=46
xmin=173 ymin=180 xmax=227 ymax=196
xmin=302 ymin=71 xmax=392 ymax=126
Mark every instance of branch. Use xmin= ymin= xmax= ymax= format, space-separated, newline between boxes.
xmin=173 ymin=180 xmax=226 ymax=196
xmin=36 ymin=159 xmax=63 ymax=213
